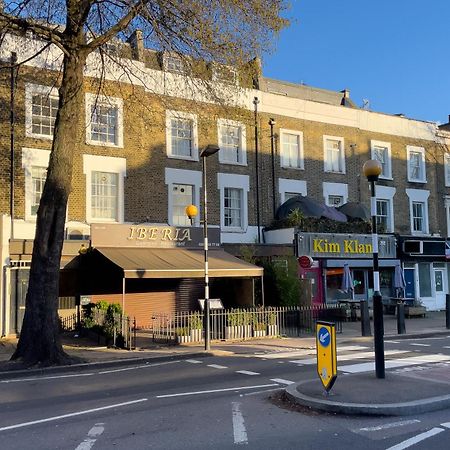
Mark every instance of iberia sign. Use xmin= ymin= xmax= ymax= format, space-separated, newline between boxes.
xmin=91 ymin=223 xmax=221 ymax=248
xmin=297 ymin=232 xmax=396 ymax=259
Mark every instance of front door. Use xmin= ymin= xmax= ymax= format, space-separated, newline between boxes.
xmin=433 ymin=268 xmax=447 ymax=310
xmin=404 ymin=268 xmax=415 ymax=300
xmin=353 ymin=269 xmax=367 ymax=301
xmin=299 ymin=265 xmax=323 ymax=305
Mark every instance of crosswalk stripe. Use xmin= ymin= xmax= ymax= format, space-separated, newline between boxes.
xmin=236 ymin=370 xmax=260 ymax=376
xmin=185 ymin=359 xmax=202 ymax=364
xmin=207 ymin=364 xmax=228 ymax=369
xmin=270 ymin=378 xmax=295 ymax=385
xmin=290 ymin=350 xmax=406 ymax=366
xmin=252 ymin=345 xmax=368 ymax=360
xmin=339 ymin=354 xmax=450 ymax=374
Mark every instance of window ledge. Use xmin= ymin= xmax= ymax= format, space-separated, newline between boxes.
xmin=86 ymin=139 xmax=123 ymax=149
xmin=167 ymin=154 xmax=199 ymax=162
xmin=281 ymin=165 xmax=304 ymax=171
xmin=219 ymin=160 xmax=247 ymax=167
xmin=26 ymin=133 xmax=53 ymax=141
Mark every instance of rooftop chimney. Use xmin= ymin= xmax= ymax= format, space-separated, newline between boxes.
xmin=341 ymin=89 xmax=350 ymax=98
xmin=127 ymin=30 xmax=144 ymax=62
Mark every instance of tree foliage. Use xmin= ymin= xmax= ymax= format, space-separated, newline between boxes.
xmin=0 ymin=0 xmax=288 ymax=366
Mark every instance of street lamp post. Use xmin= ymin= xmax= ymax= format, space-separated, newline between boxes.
xmin=363 ymin=159 xmax=385 ymax=379
xmin=186 ymin=144 xmax=220 ymax=351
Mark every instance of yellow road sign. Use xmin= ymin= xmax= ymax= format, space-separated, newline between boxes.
xmin=316 ymin=321 xmax=337 ymax=392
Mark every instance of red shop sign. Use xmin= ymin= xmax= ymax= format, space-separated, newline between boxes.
xmin=298 ymin=255 xmax=313 ymax=269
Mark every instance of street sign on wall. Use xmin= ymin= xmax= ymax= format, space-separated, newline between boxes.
xmin=316 ymin=321 xmax=337 ymax=392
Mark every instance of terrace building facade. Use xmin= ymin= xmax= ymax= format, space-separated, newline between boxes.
xmin=1 ymin=31 xmax=449 ymax=335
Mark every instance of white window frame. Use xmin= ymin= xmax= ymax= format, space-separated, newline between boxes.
xmin=25 ymin=83 xmax=59 ymax=140
xmin=165 ymin=168 xmax=202 ymax=226
xmin=83 ymin=154 xmax=126 ymax=223
xmin=445 ymin=154 xmax=450 ymax=187
xmin=323 ymin=182 xmax=348 ymax=206
xmin=323 ymin=135 xmax=345 ymax=174
xmin=376 ymin=185 xmax=396 ymax=233
xmin=217 ymin=118 xmax=247 ymax=166
xmin=85 ymin=93 xmax=124 ymax=148
xmin=406 ymin=188 xmax=430 ymax=235
xmin=217 ymin=173 xmax=249 ymax=232
xmin=166 ymin=110 xmax=199 ymax=161
xmin=280 ymin=129 xmax=304 ymax=170
xmin=211 ymin=63 xmax=238 ymax=85
xmin=406 ymin=145 xmax=426 ymax=183
xmin=163 ymin=52 xmax=187 ymax=75
xmin=21 ymin=148 xmax=50 ymax=221
xmin=278 ymin=179 xmax=307 ymax=204
xmin=445 ymin=196 xmax=450 ymax=237
xmin=371 ymin=140 xmax=392 ymax=180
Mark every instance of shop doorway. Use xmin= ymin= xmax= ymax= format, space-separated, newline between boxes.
xmin=300 ymin=265 xmax=323 ymax=305
xmin=353 ymin=269 xmax=368 ymax=301
xmin=404 ymin=268 xmax=415 ymax=299
xmin=433 ymin=268 xmax=447 ymax=310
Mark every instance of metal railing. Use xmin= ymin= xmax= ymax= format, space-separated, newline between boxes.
xmin=150 ymin=305 xmax=344 ymax=344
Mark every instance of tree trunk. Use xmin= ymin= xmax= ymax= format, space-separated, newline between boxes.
xmin=11 ymin=50 xmax=86 ymax=366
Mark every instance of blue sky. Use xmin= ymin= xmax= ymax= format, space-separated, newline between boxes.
xmin=263 ymin=0 xmax=450 ymax=124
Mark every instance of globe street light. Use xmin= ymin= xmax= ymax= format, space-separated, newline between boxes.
xmin=363 ymin=159 xmax=385 ymax=379
xmin=186 ymin=144 xmax=219 ymax=351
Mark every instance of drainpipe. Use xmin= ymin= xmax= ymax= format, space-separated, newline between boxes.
xmin=253 ymin=97 xmax=261 ymax=243
xmin=10 ymin=52 xmax=17 ymax=239
xmin=269 ymin=118 xmax=277 ymax=218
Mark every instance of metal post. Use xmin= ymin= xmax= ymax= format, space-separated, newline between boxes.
xmin=446 ymin=294 xmax=450 ymax=330
xmin=370 ymin=178 xmax=385 ymax=378
xmin=397 ymin=301 xmax=406 ymax=334
xmin=253 ymin=97 xmax=261 ymax=243
xmin=269 ymin=118 xmax=277 ymax=218
xmin=360 ymin=300 xmax=371 ymax=336
xmin=10 ymin=52 xmax=17 ymax=239
xmin=202 ymin=156 xmax=211 ymax=351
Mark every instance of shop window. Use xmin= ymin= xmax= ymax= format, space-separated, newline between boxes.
xmin=418 ymin=263 xmax=432 ymax=297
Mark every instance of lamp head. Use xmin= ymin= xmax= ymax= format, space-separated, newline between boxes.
xmin=269 ymin=118 xmax=276 ymax=126
xmin=200 ymin=144 xmax=220 ymax=158
xmin=363 ymin=159 xmax=382 ymax=181
xmin=185 ymin=204 xmax=198 ymax=220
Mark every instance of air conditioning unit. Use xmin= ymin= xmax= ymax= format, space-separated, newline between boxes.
xmin=403 ymin=240 xmax=423 ymax=254
xmin=66 ymin=228 xmax=88 ymax=240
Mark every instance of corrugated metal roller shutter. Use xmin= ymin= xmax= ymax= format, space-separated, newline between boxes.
xmin=177 ymin=278 xmax=204 ymax=311
xmin=91 ymin=292 xmax=176 ymax=328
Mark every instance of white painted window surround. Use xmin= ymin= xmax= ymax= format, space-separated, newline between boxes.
xmin=165 ymin=168 xmax=202 ymax=226
xmin=323 ymin=182 xmax=348 ymax=206
xmin=406 ymin=145 xmax=426 ymax=183
xmin=21 ymin=148 xmax=50 ymax=221
xmin=278 ymin=179 xmax=307 ymax=204
xmin=25 ymin=83 xmax=59 ymax=140
xmin=217 ymin=173 xmax=249 ymax=232
xmin=406 ymin=188 xmax=430 ymax=235
xmin=85 ymin=93 xmax=123 ymax=148
xmin=445 ymin=196 xmax=450 ymax=237
xmin=217 ymin=118 xmax=247 ymax=165
xmin=375 ymin=185 xmax=396 ymax=233
xmin=444 ymin=154 xmax=450 ymax=187
xmin=323 ymin=135 xmax=345 ymax=173
xmin=371 ymin=140 xmax=392 ymax=180
xmin=166 ymin=110 xmax=198 ymax=161
xmin=83 ymin=154 xmax=126 ymax=224
xmin=280 ymin=129 xmax=304 ymax=169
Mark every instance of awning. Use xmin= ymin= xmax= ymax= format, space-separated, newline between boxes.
xmin=91 ymin=247 xmax=263 ymax=279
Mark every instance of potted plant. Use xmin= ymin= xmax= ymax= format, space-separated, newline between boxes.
xmin=176 ymin=327 xmax=190 ymax=344
xmin=405 ymin=299 xmax=427 ymax=318
xmin=266 ymin=309 xmax=278 ymax=337
xmin=189 ymin=313 xmax=203 ymax=342
xmin=225 ymin=309 xmax=245 ymax=340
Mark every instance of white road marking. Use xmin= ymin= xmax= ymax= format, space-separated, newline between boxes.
xmin=236 ymin=370 xmax=260 ymax=376
xmin=0 ymin=399 xmax=147 ymax=432
xmin=441 ymin=422 xmax=450 ymax=428
xmin=340 ymin=354 xmax=450 ymax=374
xmin=156 ymin=383 xmax=279 ymax=398
xmin=75 ymin=423 xmax=105 ymax=450
xmin=98 ymin=361 xmax=180 ymax=374
xmin=290 ymin=350 xmax=406 ymax=365
xmin=0 ymin=373 xmax=94 ymax=383
xmin=231 ymin=402 xmax=248 ymax=445
xmin=443 ymin=346 xmax=450 ymax=349
xmin=357 ymin=419 xmax=420 ymax=432
xmin=207 ymin=364 xmax=228 ymax=369
xmin=185 ymin=359 xmax=203 ymax=364
xmin=386 ymin=427 xmax=444 ymax=450
xmin=410 ymin=343 xmax=430 ymax=347
xmin=270 ymin=378 xmax=295 ymax=385
xmin=241 ymin=388 xmax=281 ymax=396
xmin=385 ymin=341 xmax=401 ymax=344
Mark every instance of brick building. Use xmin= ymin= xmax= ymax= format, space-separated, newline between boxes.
xmin=0 ymin=31 xmax=449 ymax=335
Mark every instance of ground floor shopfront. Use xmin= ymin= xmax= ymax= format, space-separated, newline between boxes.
xmin=295 ymin=232 xmax=399 ymax=306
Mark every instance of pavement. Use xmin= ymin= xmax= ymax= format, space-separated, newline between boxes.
xmin=1 ymin=311 xmax=450 ymax=416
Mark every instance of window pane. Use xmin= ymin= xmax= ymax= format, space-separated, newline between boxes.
xmin=376 ymin=199 xmax=389 ymax=232
xmin=91 ymin=171 xmax=118 ymax=220
xmin=172 ymin=184 xmax=193 ymax=226
xmin=282 ymin=133 xmax=301 ymax=168
xmin=31 ymin=93 xmax=58 ymax=136
xmin=326 ymin=139 xmax=342 ymax=172
xmin=285 ymin=192 xmax=300 ymax=201
xmin=224 ymin=188 xmax=242 ymax=228
xmin=31 ymin=166 xmax=47 ymax=215
xmin=91 ymin=104 xmax=118 ymax=144
xmin=418 ymin=263 xmax=432 ymax=297
xmin=374 ymin=146 xmax=389 ymax=177
xmin=220 ymin=124 xmax=240 ymax=163
xmin=328 ymin=195 xmax=343 ymax=207
xmin=409 ymin=152 xmax=422 ymax=180
xmin=171 ymin=118 xmax=192 ymax=157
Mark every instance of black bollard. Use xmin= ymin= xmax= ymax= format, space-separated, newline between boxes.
xmin=360 ymin=300 xmax=372 ymax=336
xmin=446 ymin=294 xmax=450 ymax=330
xmin=397 ymin=301 xmax=406 ymax=334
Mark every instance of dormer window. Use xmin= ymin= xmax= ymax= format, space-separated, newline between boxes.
xmin=212 ymin=63 xmax=238 ymax=85
xmin=163 ymin=53 xmax=186 ymax=74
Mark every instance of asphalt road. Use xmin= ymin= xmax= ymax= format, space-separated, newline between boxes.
xmin=0 ymin=335 xmax=450 ymax=449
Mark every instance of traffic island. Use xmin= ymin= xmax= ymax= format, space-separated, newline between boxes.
xmin=284 ymin=370 xmax=450 ymax=416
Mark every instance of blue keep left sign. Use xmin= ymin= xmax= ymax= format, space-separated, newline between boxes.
xmin=318 ymin=327 xmax=330 ymax=347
